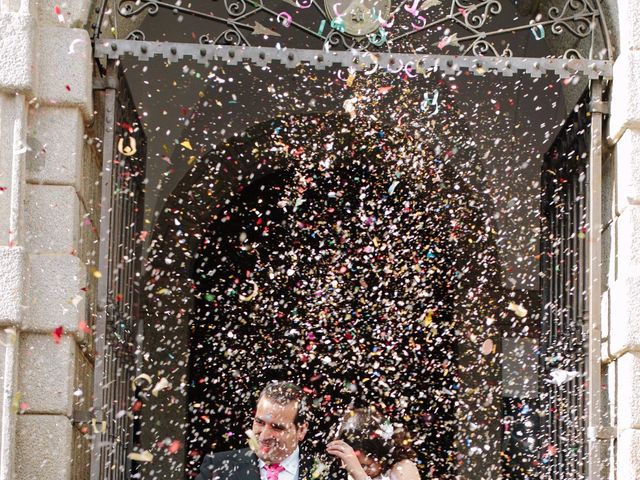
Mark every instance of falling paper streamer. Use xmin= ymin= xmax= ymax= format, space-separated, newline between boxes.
xmin=70 ymin=294 xmax=83 ymax=308
xmin=480 ymin=338 xmax=494 ymax=356
xmin=508 ymin=302 xmax=528 ymax=317
xmin=436 ymin=33 xmax=460 ymax=49
xmin=245 ymin=429 xmax=259 ymax=453
xmin=238 ymin=281 xmax=259 ymax=302
xmin=128 ymin=451 xmax=154 ymax=463
xmin=548 ymin=369 xmax=580 ymax=386
xmin=131 ymin=373 xmax=153 ymax=391
xmin=420 ymin=0 xmax=442 ymax=9
xmin=152 ymin=377 xmax=170 ymax=397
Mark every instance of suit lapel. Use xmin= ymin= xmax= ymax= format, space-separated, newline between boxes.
xmin=298 ymin=447 xmax=315 ymax=480
xmin=232 ymin=448 xmax=260 ymax=480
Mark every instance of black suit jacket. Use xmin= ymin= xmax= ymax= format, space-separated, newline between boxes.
xmin=195 ymin=447 xmax=315 ymax=480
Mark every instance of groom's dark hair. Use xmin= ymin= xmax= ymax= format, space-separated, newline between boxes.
xmin=259 ymin=381 xmax=308 ymax=427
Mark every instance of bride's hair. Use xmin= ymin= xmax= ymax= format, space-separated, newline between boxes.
xmin=336 ymin=407 xmax=416 ymax=471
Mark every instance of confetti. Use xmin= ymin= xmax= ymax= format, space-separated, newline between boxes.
xmin=52 ymin=326 xmax=63 ymax=344
xmin=128 ymin=451 xmax=154 ymax=463
xmin=507 ymin=302 xmax=528 ymax=317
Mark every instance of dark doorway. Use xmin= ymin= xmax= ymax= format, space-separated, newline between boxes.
xmin=183 ymin=113 xmax=501 ymax=478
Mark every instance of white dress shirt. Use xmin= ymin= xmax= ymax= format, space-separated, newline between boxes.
xmin=258 ymin=447 xmax=300 ymax=480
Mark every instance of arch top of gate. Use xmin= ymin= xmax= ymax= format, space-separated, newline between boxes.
xmin=91 ymin=0 xmax=613 ymax=76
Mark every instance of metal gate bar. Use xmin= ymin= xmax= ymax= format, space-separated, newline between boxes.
xmin=91 ymin=60 xmax=147 ymax=480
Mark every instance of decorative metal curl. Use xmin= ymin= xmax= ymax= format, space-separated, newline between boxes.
xmin=455 ymin=0 xmax=502 ymax=30
xmin=563 ymin=49 xmax=585 ymax=60
xmin=199 ymin=34 xmax=213 ymax=45
xmin=548 ymin=0 xmax=595 ymax=38
xmin=466 ymin=38 xmax=501 ymax=57
xmin=213 ymin=28 xmax=244 ymax=46
xmin=324 ymin=30 xmax=358 ymax=51
xmin=224 ymin=0 xmax=249 ymax=17
xmin=118 ymin=0 xmax=159 ymax=17
xmin=126 ymin=29 xmax=146 ymax=41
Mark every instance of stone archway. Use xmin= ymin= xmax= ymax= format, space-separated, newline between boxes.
xmin=140 ymin=109 xmax=504 ymax=479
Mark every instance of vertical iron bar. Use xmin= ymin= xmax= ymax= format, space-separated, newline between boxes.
xmin=91 ymin=59 xmax=118 ymax=480
xmin=587 ymin=79 xmax=604 ymax=480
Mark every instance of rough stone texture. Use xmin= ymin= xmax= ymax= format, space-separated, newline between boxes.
xmin=35 ymin=27 xmax=92 ymax=119
xmin=15 ymin=414 xmax=73 ymax=480
xmin=35 ymin=0 xmax=92 ymax=29
xmin=18 ymin=333 xmax=75 ymax=415
xmin=0 ymin=93 xmax=18 ymax=247
xmin=26 ymin=106 xmax=84 ymax=187
xmin=0 ymin=246 xmax=26 ymax=326
xmin=618 ymin=428 xmax=640 ymax=479
xmin=610 ymin=51 xmax=640 ymax=140
xmin=602 ymin=289 xmax=611 ymax=362
xmin=618 ymin=0 xmax=640 ymax=52
xmin=0 ymin=13 xmax=35 ymax=94
xmin=617 ymin=206 xmax=640 ymax=280
xmin=616 ymin=129 xmax=640 ymax=209
xmin=25 ymin=185 xmax=79 ymax=253
xmin=25 ymin=253 xmax=85 ymax=333
xmin=617 ymin=353 xmax=640 ymax=429
xmin=609 ymin=275 xmax=640 ymax=356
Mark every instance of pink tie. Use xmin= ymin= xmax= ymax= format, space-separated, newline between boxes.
xmin=264 ymin=463 xmax=285 ymax=480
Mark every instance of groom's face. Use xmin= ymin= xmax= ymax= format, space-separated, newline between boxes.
xmin=252 ymin=396 xmax=308 ymax=464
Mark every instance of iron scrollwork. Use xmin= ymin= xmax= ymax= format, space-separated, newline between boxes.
xmin=93 ymin=0 xmax=612 ymax=61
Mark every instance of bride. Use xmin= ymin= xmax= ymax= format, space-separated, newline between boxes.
xmin=326 ymin=408 xmax=421 ymax=480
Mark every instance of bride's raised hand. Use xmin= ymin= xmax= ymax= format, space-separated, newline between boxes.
xmin=326 ymin=440 xmax=370 ymax=480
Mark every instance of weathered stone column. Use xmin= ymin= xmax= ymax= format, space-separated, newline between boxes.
xmin=603 ymin=1 xmax=640 ymax=478
xmin=0 ymin=0 xmax=96 ymax=477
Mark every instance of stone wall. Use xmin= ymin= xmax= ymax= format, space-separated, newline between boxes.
xmin=0 ymin=0 xmax=97 ymax=477
xmin=601 ymin=1 xmax=640 ymax=478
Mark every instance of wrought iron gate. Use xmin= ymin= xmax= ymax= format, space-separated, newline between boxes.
xmin=88 ymin=1 xmax=614 ymax=479
xmin=92 ymin=61 xmax=147 ymax=480
xmin=540 ymin=92 xmax=590 ymax=479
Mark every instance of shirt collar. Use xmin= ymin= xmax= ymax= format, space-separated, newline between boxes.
xmin=258 ymin=447 xmax=300 ymax=476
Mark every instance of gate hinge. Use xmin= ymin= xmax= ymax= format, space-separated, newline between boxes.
xmin=590 ymin=100 xmax=610 ymax=115
xmin=93 ymin=76 xmax=118 ymax=91
xmin=587 ymin=425 xmax=616 ymax=440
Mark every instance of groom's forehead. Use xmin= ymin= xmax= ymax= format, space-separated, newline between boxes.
xmin=255 ymin=397 xmax=298 ymax=422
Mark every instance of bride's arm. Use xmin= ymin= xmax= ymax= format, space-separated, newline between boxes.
xmin=389 ymin=460 xmax=421 ymax=480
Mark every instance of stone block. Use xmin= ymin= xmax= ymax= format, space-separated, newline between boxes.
xmin=609 ymin=275 xmax=640 ymax=356
xmin=616 ymin=129 xmax=640 ymax=209
xmin=15 ymin=414 xmax=73 ymax=480
xmin=602 ymin=289 xmax=611 ymax=362
xmin=25 ymin=253 xmax=85 ymax=332
xmin=618 ymin=428 xmax=640 ymax=480
xmin=0 ymin=13 xmax=35 ymax=94
xmin=618 ymin=0 xmax=640 ymax=52
xmin=617 ymin=353 xmax=640 ymax=429
xmin=35 ymin=0 xmax=92 ymax=28
xmin=25 ymin=185 xmax=79 ymax=253
xmin=26 ymin=106 xmax=84 ymax=187
xmin=0 ymin=246 xmax=26 ymax=327
xmin=610 ymin=51 xmax=640 ymax=140
xmin=617 ymin=206 xmax=640 ymax=280
xmin=18 ymin=332 xmax=75 ymax=415
xmin=36 ymin=27 xmax=92 ymax=119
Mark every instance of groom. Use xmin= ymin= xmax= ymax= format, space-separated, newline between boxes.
xmin=195 ymin=381 xmax=313 ymax=480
